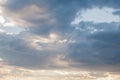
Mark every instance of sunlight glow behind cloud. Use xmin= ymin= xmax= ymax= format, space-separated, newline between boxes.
xmin=0 ymin=64 xmax=119 ymax=80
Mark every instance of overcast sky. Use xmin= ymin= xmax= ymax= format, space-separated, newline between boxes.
xmin=0 ymin=0 xmax=120 ymax=80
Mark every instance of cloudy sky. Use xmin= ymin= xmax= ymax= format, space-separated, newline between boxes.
xmin=0 ymin=0 xmax=120 ymax=80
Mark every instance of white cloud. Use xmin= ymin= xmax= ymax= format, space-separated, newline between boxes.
xmin=0 ymin=15 xmax=24 ymax=35
xmin=71 ymin=7 xmax=120 ymax=24
xmin=0 ymin=65 xmax=119 ymax=80
xmin=0 ymin=16 xmax=5 ymax=25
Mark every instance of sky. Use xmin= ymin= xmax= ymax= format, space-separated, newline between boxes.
xmin=0 ymin=0 xmax=120 ymax=80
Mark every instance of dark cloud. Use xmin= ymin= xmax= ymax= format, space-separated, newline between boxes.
xmin=0 ymin=0 xmax=120 ymax=72
xmin=113 ymin=10 xmax=120 ymax=15
xmin=3 ymin=0 xmax=120 ymax=36
xmin=65 ymin=29 xmax=120 ymax=71
xmin=93 ymin=0 xmax=120 ymax=9
xmin=0 ymin=33 xmax=67 ymax=69
xmin=2 ymin=0 xmax=93 ymax=36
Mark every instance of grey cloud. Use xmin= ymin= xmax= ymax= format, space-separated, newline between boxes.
xmin=3 ymin=0 xmax=120 ymax=37
xmin=76 ymin=21 xmax=119 ymax=31
xmin=0 ymin=0 xmax=120 ymax=72
xmin=2 ymin=0 xmax=94 ymax=36
xmin=113 ymin=10 xmax=120 ymax=15
xmin=65 ymin=29 xmax=120 ymax=72
xmin=0 ymin=33 xmax=67 ymax=69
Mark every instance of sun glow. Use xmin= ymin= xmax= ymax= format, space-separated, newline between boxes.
xmin=49 ymin=33 xmax=58 ymax=40
xmin=97 ymin=76 xmax=115 ymax=80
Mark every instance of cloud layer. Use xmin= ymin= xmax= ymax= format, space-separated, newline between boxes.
xmin=0 ymin=0 xmax=120 ymax=73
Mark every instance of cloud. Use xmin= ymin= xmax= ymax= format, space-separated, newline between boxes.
xmin=0 ymin=64 xmax=119 ymax=80
xmin=1 ymin=0 xmax=94 ymax=36
xmin=0 ymin=32 xmax=69 ymax=69
xmin=65 ymin=26 xmax=120 ymax=72
xmin=0 ymin=0 xmax=120 ymax=72
xmin=71 ymin=7 xmax=120 ymax=24
xmin=2 ymin=0 xmax=120 ymax=36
